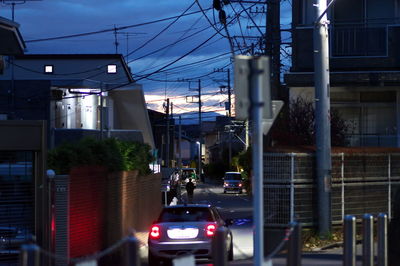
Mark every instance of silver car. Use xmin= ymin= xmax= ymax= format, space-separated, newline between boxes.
xmin=148 ymin=204 xmax=233 ymax=265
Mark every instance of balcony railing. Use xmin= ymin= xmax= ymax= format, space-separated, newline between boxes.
xmin=331 ymin=24 xmax=387 ymax=57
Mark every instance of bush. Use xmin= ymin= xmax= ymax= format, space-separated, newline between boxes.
xmin=48 ymin=137 xmax=154 ymax=175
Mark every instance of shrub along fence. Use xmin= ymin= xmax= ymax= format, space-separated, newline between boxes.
xmin=53 ymin=166 xmax=161 ymax=265
xmin=264 ymin=151 xmax=400 ymax=227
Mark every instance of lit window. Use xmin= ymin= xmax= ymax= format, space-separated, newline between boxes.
xmin=44 ymin=65 xmax=54 ymax=73
xmin=107 ymin=64 xmax=117 ymax=74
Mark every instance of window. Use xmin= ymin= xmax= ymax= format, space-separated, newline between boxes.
xmin=158 ymin=207 xmax=213 ymax=222
xmin=44 ymin=65 xmax=53 ymax=73
xmin=107 ymin=64 xmax=117 ymax=74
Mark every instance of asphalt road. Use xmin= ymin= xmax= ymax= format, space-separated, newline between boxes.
xmin=141 ymin=180 xmax=351 ymax=265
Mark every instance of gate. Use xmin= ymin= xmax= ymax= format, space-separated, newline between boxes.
xmin=0 ymin=151 xmax=35 ymax=264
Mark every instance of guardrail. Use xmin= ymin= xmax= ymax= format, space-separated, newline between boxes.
xmin=19 ymin=233 xmax=141 ymax=266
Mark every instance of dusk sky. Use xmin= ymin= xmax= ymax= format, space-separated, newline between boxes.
xmin=1 ymin=0 xmax=291 ymax=122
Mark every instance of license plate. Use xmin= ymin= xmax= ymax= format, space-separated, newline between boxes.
xmin=167 ymin=227 xmax=199 ymax=239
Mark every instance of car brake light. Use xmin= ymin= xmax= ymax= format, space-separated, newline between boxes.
xmin=224 ymin=182 xmax=228 ymax=187
xmin=238 ymin=183 xmax=242 ymax=187
xmin=150 ymin=225 xmax=161 ymax=239
xmin=206 ymin=224 xmax=217 ymax=237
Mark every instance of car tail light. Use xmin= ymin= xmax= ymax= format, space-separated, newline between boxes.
xmin=150 ymin=225 xmax=161 ymax=239
xmin=238 ymin=183 xmax=242 ymax=187
xmin=206 ymin=224 xmax=217 ymax=237
xmin=224 ymin=182 xmax=228 ymax=187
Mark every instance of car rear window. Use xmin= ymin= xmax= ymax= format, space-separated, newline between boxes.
xmin=159 ymin=207 xmax=214 ymax=222
xmin=225 ymin=173 xmax=242 ymax=180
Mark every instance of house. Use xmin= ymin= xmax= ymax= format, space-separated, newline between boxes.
xmin=0 ymin=54 xmax=155 ymax=149
xmin=284 ymin=0 xmax=400 ymax=147
xmin=0 ymin=16 xmax=51 ymax=261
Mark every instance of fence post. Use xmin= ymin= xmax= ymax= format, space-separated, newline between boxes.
xmin=287 ymin=222 xmax=302 ymax=266
xmin=341 ymin=153 xmax=345 ymax=222
xmin=388 ymin=154 xmax=392 ymax=219
xmin=125 ymin=235 xmax=141 ymax=266
xmin=362 ymin=214 xmax=374 ymax=266
xmin=290 ymin=153 xmax=295 ymax=223
xmin=212 ymin=226 xmax=228 ymax=266
xmin=344 ymin=215 xmax=356 ymax=266
xmin=377 ymin=213 xmax=388 ymax=266
xmin=20 ymin=244 xmax=40 ymax=266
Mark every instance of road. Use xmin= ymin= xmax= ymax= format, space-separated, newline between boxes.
xmin=191 ymin=182 xmax=254 ymax=261
xmin=141 ymin=180 xmax=350 ymax=266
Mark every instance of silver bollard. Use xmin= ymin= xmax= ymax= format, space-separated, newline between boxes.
xmin=125 ymin=235 xmax=141 ymax=266
xmin=344 ymin=215 xmax=356 ymax=266
xmin=377 ymin=213 xmax=388 ymax=266
xmin=362 ymin=214 xmax=374 ymax=266
xmin=20 ymin=244 xmax=40 ymax=266
xmin=212 ymin=226 xmax=228 ymax=266
xmin=287 ymin=222 xmax=302 ymax=266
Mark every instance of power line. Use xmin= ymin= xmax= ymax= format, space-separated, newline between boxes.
xmin=25 ymin=8 xmax=211 ymax=43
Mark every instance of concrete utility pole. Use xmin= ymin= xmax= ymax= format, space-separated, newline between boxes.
xmin=198 ymin=79 xmax=202 ymax=179
xmin=314 ymin=0 xmax=332 ymax=236
xmin=165 ymin=98 xmax=170 ymax=167
xmin=266 ymin=0 xmax=281 ymax=99
xmin=178 ymin=115 xmax=182 ymax=170
xmin=227 ymin=69 xmax=232 ymax=117
xmin=171 ymin=103 xmax=176 ymax=167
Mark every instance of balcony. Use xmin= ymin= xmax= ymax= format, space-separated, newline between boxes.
xmin=331 ymin=24 xmax=387 ymax=57
xmin=290 ymin=24 xmax=400 ymax=72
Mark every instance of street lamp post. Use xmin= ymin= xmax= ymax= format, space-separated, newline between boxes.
xmin=196 ymin=141 xmax=201 ymax=180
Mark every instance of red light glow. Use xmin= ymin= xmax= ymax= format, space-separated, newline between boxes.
xmin=206 ymin=224 xmax=217 ymax=237
xmin=150 ymin=225 xmax=161 ymax=239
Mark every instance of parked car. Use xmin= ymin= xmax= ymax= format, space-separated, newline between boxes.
xmin=180 ymin=168 xmax=198 ymax=187
xmin=0 ymin=226 xmax=29 ymax=256
xmin=223 ymin=172 xmax=243 ymax=194
xmin=148 ymin=204 xmax=233 ymax=265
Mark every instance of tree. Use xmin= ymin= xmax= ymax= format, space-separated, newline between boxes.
xmin=271 ymin=97 xmax=351 ymax=146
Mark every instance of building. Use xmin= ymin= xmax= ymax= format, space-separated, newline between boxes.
xmin=284 ymin=0 xmax=400 ymax=147
xmin=0 ymin=54 xmax=155 ymax=149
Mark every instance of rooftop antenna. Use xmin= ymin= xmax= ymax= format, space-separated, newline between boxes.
xmin=2 ymin=0 xmax=42 ymax=21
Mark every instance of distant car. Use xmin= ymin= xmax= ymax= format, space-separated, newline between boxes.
xmin=223 ymin=172 xmax=243 ymax=194
xmin=180 ymin=168 xmax=198 ymax=187
xmin=148 ymin=204 xmax=233 ymax=265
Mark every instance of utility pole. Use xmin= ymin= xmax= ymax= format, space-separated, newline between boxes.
xmin=266 ymin=0 xmax=281 ymax=100
xmin=165 ymin=98 xmax=170 ymax=167
xmin=198 ymin=79 xmax=202 ymax=179
xmin=171 ymin=103 xmax=175 ymax=167
xmin=113 ymin=25 xmax=119 ymax=54
xmin=227 ymin=69 xmax=232 ymax=117
xmin=215 ymin=68 xmax=232 ymax=117
xmin=314 ymin=0 xmax=332 ymax=236
xmin=178 ymin=115 xmax=182 ymax=170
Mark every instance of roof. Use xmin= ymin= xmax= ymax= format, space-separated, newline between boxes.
xmin=0 ymin=16 xmax=25 ymax=54
xmin=15 ymin=53 xmax=133 ymax=82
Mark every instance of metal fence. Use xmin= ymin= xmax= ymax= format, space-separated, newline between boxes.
xmin=264 ymin=152 xmax=400 ymax=227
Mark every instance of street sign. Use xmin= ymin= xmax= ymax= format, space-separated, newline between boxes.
xmin=262 ymin=100 xmax=284 ymax=135
xmin=234 ymin=55 xmax=272 ymax=121
xmin=234 ymin=55 xmax=284 ymax=135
